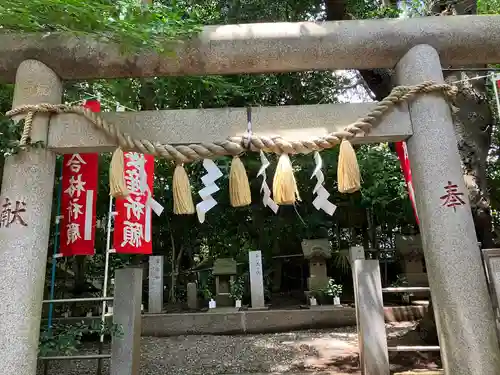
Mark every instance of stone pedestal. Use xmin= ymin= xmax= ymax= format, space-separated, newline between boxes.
xmin=148 ymin=256 xmax=164 ymax=313
xmin=0 ymin=60 xmax=61 ymax=375
xmin=111 ymin=267 xmax=143 ymax=375
xmin=396 ymin=44 xmax=500 ymax=374
xmin=354 ymin=259 xmax=389 ymax=375
xmin=187 ymin=282 xmax=198 ymax=310
xmin=213 ymin=258 xmax=237 ymax=307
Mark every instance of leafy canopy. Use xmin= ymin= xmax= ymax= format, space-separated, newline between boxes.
xmin=0 ymin=0 xmax=203 ymax=54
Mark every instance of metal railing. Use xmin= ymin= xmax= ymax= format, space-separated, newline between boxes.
xmin=42 ymin=296 xmax=114 ymax=304
xmin=41 ymin=296 xmax=113 ymax=375
xmin=382 ymin=286 xmax=430 ymax=293
xmin=40 ymin=354 xmax=111 ymax=361
xmin=382 ymin=286 xmax=440 ymax=353
xmin=387 ymin=345 xmax=440 ymax=352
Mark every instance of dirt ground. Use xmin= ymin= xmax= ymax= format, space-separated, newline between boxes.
xmin=39 ymin=322 xmax=441 ymax=375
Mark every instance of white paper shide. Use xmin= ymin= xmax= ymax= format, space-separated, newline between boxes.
xmin=196 ymin=159 xmax=223 ymax=223
xmin=310 ymin=151 xmax=336 ymax=216
xmin=257 ymin=151 xmax=278 ymax=214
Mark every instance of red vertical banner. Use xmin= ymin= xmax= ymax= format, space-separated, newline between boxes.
xmin=395 ymin=141 xmax=419 ymax=226
xmin=113 ymin=152 xmax=155 ymax=254
xmin=59 ymin=100 xmax=100 ymax=256
xmin=59 ymin=153 xmax=99 ymax=256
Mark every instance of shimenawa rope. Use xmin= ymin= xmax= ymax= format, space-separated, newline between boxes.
xmin=6 ymin=81 xmax=458 ymax=164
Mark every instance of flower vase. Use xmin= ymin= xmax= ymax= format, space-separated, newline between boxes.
xmin=235 ymin=299 xmax=242 ymax=308
xmin=333 ymin=296 xmax=341 ymax=306
xmin=309 ymin=297 xmax=317 ymax=306
xmin=208 ymin=299 xmax=216 ymax=309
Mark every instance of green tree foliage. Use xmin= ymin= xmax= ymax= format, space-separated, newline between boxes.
xmin=3 ymin=0 xmax=483 ymax=306
xmin=1 ymin=0 xmax=202 ymax=54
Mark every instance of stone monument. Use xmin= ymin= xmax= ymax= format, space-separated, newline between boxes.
xmin=249 ymin=250 xmax=266 ymax=309
xmin=301 ymin=239 xmax=331 ymax=300
xmin=395 ymin=234 xmax=428 ymax=297
xmin=148 ymin=256 xmax=164 ymax=313
xmin=213 ymin=258 xmax=237 ymax=307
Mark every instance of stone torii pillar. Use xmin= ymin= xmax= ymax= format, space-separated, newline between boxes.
xmin=395 ymin=45 xmax=500 ymax=374
xmin=0 ymin=60 xmax=61 ymax=375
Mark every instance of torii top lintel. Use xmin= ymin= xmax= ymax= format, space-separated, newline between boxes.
xmin=0 ymin=15 xmax=499 ymax=83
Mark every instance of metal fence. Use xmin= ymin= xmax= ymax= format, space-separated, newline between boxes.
xmin=41 ymin=296 xmax=114 ymax=375
xmin=381 ymin=286 xmax=440 ymax=353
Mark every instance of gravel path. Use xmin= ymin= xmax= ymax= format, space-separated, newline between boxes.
xmin=38 ymin=323 xmax=441 ymax=375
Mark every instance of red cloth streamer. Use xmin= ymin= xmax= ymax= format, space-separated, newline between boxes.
xmin=83 ymin=99 xmax=101 ymax=112
xmin=395 ymin=141 xmax=419 ymax=226
xmin=59 ymin=100 xmax=101 ymax=256
xmin=113 ymin=152 xmax=155 ymax=254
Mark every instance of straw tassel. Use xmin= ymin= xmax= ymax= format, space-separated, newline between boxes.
xmin=173 ymin=164 xmax=195 ymax=215
xmin=109 ymin=148 xmax=129 ymax=198
xmin=273 ymin=154 xmax=301 ymax=205
xmin=337 ymin=139 xmax=361 ymax=193
xmin=229 ymin=156 xmax=252 ymax=207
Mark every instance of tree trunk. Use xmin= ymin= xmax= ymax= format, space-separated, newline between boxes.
xmin=443 ymin=69 xmax=494 ymax=248
xmin=0 ymin=155 xmax=4 ymax=193
xmin=416 ymin=2 xmax=493 ymax=343
xmin=73 ymin=256 xmax=87 ymax=294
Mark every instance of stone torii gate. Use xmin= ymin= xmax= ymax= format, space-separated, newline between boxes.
xmin=1 ymin=15 xmax=500 ymax=375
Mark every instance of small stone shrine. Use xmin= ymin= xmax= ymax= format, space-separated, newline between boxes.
xmin=213 ymin=258 xmax=237 ymax=307
xmin=301 ymin=239 xmax=331 ymax=299
xmin=395 ymin=234 xmax=429 ymax=296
